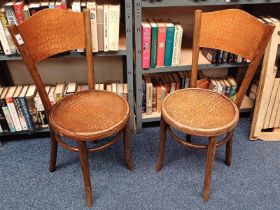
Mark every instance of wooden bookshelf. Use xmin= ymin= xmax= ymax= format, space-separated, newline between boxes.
xmin=142 ymin=95 xmax=254 ymax=123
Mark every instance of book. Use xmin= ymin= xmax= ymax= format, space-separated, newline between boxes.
xmin=172 ymin=73 xmax=180 ymax=90
xmin=28 ymin=2 xmax=41 ymax=16
xmin=209 ymin=79 xmax=218 ymax=92
xmin=227 ymin=77 xmax=237 ymax=101
xmin=72 ymin=0 xmax=84 ymax=52
xmin=54 ymin=83 xmax=65 ymax=103
xmin=0 ymin=87 xmax=15 ymax=132
xmin=61 ymin=0 xmax=68 ymax=10
xmin=145 ymin=82 xmax=153 ymax=115
xmin=0 ymin=87 xmax=9 ymax=132
xmin=142 ymin=78 xmax=146 ymax=113
xmin=97 ymin=4 xmax=104 ymax=51
xmin=18 ymin=85 xmax=34 ymax=131
xmin=48 ymin=86 xmax=56 ymax=106
xmin=40 ymin=0 xmax=50 ymax=10
xmin=0 ymin=42 xmax=3 ymax=55
xmin=13 ymin=85 xmax=28 ymax=131
xmin=26 ymin=85 xmax=40 ymax=129
xmin=152 ymin=87 xmax=157 ymax=112
xmin=142 ymin=21 xmax=151 ymax=69
xmin=202 ymin=48 xmax=218 ymax=64
xmin=178 ymin=72 xmax=186 ymax=89
xmin=5 ymin=86 xmax=22 ymax=131
xmin=168 ymin=74 xmax=176 ymax=93
xmin=164 ymin=21 xmax=175 ymax=66
xmin=174 ymin=24 xmax=183 ymax=66
xmin=156 ymin=85 xmax=166 ymax=113
xmin=99 ymin=83 xmax=104 ymax=90
xmin=34 ymin=86 xmax=50 ymax=128
xmin=22 ymin=5 xmax=30 ymax=20
xmin=49 ymin=1 xmax=55 ymax=9
xmin=108 ymin=3 xmax=120 ymax=51
xmin=64 ymin=82 xmax=77 ymax=95
xmin=0 ymin=7 xmax=16 ymax=54
xmin=87 ymin=0 xmax=98 ymax=52
xmin=112 ymin=83 xmax=117 ymax=93
xmin=4 ymin=1 xmax=18 ymax=25
xmin=223 ymin=79 xmax=231 ymax=97
xmin=13 ymin=1 xmax=25 ymax=24
xmin=54 ymin=0 xmax=62 ymax=10
xmin=155 ymin=19 xmax=166 ymax=67
xmin=123 ymin=84 xmax=128 ymax=101
xmin=103 ymin=4 xmax=109 ymax=52
xmin=149 ymin=19 xmax=158 ymax=68
xmin=0 ymin=20 xmax=11 ymax=55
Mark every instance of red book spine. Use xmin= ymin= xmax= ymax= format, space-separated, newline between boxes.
xmin=157 ymin=23 xmax=166 ymax=67
xmin=13 ymin=2 xmax=25 ymax=24
xmin=142 ymin=23 xmax=151 ymax=69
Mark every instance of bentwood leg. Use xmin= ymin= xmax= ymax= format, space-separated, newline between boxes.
xmin=156 ymin=117 xmax=167 ymax=172
xmin=78 ymin=141 xmax=93 ymax=207
xmin=225 ymin=131 xmax=233 ymax=166
xmin=203 ymin=136 xmax=217 ymax=202
xmin=49 ymin=131 xmax=58 ymax=172
xmin=123 ymin=122 xmax=133 ymax=170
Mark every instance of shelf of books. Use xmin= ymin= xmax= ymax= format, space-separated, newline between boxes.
xmin=141 ymin=0 xmax=280 ymax=8
xmin=0 ymin=0 xmax=135 ymax=135
xmin=134 ymin=0 xmax=272 ymax=132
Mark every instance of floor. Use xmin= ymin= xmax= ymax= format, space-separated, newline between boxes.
xmin=0 ymin=117 xmax=280 ymax=210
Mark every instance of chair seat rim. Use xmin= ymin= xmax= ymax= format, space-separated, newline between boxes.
xmin=49 ymin=90 xmax=130 ymax=141
xmin=161 ymin=88 xmax=239 ymax=136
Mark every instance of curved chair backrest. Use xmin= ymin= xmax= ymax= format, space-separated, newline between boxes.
xmin=191 ymin=9 xmax=275 ymax=108
xmin=8 ymin=9 xmax=94 ymax=117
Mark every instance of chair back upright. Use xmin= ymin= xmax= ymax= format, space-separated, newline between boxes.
xmin=191 ymin=9 xmax=275 ymax=108
xmin=8 ymin=9 xmax=94 ymax=117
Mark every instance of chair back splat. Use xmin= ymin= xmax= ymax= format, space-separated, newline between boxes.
xmin=191 ymin=9 xmax=275 ymax=108
xmin=8 ymin=9 xmax=95 ymax=116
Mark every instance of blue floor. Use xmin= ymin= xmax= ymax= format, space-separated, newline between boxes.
xmin=1 ymin=117 xmax=280 ymax=210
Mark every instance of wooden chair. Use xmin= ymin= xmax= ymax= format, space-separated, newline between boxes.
xmin=8 ymin=9 xmax=133 ymax=207
xmin=156 ymin=9 xmax=274 ymax=201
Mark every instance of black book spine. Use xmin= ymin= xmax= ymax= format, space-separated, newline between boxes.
xmin=0 ymin=99 xmax=10 ymax=132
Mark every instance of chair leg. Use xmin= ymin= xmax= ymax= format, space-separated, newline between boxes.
xmin=225 ymin=131 xmax=233 ymax=166
xmin=123 ymin=123 xmax=134 ymax=170
xmin=203 ymin=136 xmax=217 ymax=202
xmin=49 ymin=131 xmax=58 ymax=172
xmin=78 ymin=141 xmax=93 ymax=207
xmin=156 ymin=117 xmax=167 ymax=172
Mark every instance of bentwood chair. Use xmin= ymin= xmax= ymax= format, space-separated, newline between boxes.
xmin=156 ymin=9 xmax=274 ymax=201
xmin=8 ymin=9 xmax=133 ymax=207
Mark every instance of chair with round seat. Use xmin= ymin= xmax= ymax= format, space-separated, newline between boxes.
xmin=156 ymin=9 xmax=274 ymax=201
xmin=8 ymin=9 xmax=133 ymax=207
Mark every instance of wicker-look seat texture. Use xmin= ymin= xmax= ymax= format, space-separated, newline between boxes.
xmin=156 ymin=9 xmax=275 ymax=202
xmin=8 ymin=9 xmax=133 ymax=207
xmin=49 ymin=90 xmax=129 ymax=141
xmin=162 ymin=89 xmax=239 ymax=136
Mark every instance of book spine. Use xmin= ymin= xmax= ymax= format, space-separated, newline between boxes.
xmin=156 ymin=86 xmax=162 ymax=112
xmin=23 ymin=6 xmax=30 ymax=21
xmin=13 ymin=2 xmax=25 ymax=24
xmin=2 ymin=106 xmax=15 ymax=132
xmin=0 ymin=41 xmax=4 ymax=54
xmin=97 ymin=5 xmax=104 ymax=51
xmin=164 ymin=25 xmax=175 ymax=66
xmin=0 ymin=21 xmax=11 ymax=55
xmin=175 ymin=27 xmax=183 ymax=65
xmin=0 ymin=10 xmax=16 ymax=54
xmin=229 ymin=85 xmax=237 ymax=101
xmin=157 ymin=25 xmax=166 ymax=67
xmin=26 ymin=97 xmax=41 ymax=129
xmin=0 ymin=99 xmax=10 ymax=132
xmin=142 ymin=25 xmax=151 ymax=69
xmin=150 ymin=26 xmax=158 ymax=68
xmin=225 ymin=86 xmax=231 ymax=97
xmin=34 ymin=96 xmax=48 ymax=128
xmin=19 ymin=97 xmax=34 ymax=131
xmin=88 ymin=4 xmax=98 ymax=52
xmin=103 ymin=5 xmax=109 ymax=52
xmin=172 ymin=26 xmax=179 ymax=66
xmin=61 ymin=0 xmax=68 ymax=10
xmin=152 ymin=87 xmax=157 ymax=112
xmin=146 ymin=83 xmax=153 ymax=115
xmin=142 ymin=81 xmax=146 ymax=113
xmin=4 ymin=5 xmax=18 ymax=25
xmin=6 ymin=97 xmax=22 ymax=131
xmin=13 ymin=97 xmax=28 ymax=130
xmin=108 ymin=5 xmax=120 ymax=51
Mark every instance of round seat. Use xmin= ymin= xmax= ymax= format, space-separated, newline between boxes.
xmin=49 ymin=90 xmax=129 ymax=141
xmin=161 ymin=88 xmax=239 ymax=136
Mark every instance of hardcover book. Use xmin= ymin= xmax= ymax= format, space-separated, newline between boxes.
xmin=97 ymin=4 xmax=104 ymax=51
xmin=155 ymin=19 xmax=166 ymax=67
xmin=108 ymin=3 xmax=120 ymax=51
xmin=0 ymin=87 xmax=15 ymax=132
xmin=164 ymin=21 xmax=175 ymax=67
xmin=54 ymin=83 xmax=65 ymax=103
xmin=103 ymin=4 xmax=109 ymax=52
xmin=5 ymin=86 xmax=22 ymax=131
xmin=149 ymin=19 xmax=158 ymax=68
xmin=4 ymin=1 xmax=18 ymax=25
xmin=87 ymin=0 xmax=98 ymax=52
xmin=26 ymin=85 xmax=40 ymax=129
xmin=0 ymin=87 xmax=10 ymax=132
xmin=13 ymin=1 xmax=25 ymax=24
xmin=141 ymin=21 xmax=151 ymax=69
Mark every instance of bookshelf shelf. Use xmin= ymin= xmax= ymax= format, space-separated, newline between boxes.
xmin=142 ymin=0 xmax=280 ymax=7
xmin=0 ymin=127 xmax=50 ymax=137
xmin=142 ymin=95 xmax=254 ymax=123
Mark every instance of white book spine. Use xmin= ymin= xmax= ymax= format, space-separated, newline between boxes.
xmin=103 ymin=4 xmax=109 ymax=52
xmin=172 ymin=25 xmax=179 ymax=66
xmin=108 ymin=4 xmax=120 ymax=51
xmin=6 ymin=101 xmax=22 ymax=131
xmin=72 ymin=2 xmax=84 ymax=52
xmin=2 ymin=106 xmax=15 ymax=132
xmin=5 ymin=7 xmax=18 ymax=25
xmin=14 ymin=99 xmax=28 ymax=130
xmin=88 ymin=2 xmax=98 ymax=52
xmin=176 ymin=26 xmax=183 ymax=65
xmin=0 ymin=21 xmax=11 ymax=55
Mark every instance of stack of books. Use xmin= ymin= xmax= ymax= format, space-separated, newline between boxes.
xmin=0 ymin=0 xmax=121 ymax=55
xmin=142 ymin=72 xmax=191 ymax=115
xmin=208 ymin=77 xmax=237 ymax=101
xmin=142 ymin=19 xmax=183 ymax=69
xmin=0 ymin=82 xmax=128 ymax=134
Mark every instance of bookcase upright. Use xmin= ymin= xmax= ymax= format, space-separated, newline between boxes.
xmin=134 ymin=0 xmax=280 ymax=132
xmin=0 ymin=0 xmax=134 ymax=138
